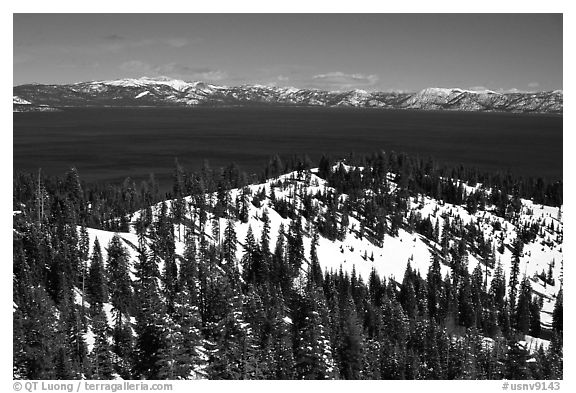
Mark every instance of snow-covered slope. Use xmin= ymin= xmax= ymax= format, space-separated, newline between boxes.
xmin=13 ymin=94 xmax=59 ymax=112
xmin=81 ymin=166 xmax=563 ymax=333
xmin=13 ymin=95 xmax=31 ymax=105
xmin=14 ymin=78 xmax=563 ymax=113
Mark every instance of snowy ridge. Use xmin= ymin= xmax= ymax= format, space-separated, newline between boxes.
xmin=81 ymin=165 xmax=563 ymax=340
xmin=15 ymin=78 xmax=563 ymax=113
xmin=13 ymin=95 xmax=31 ymax=105
xmin=91 ymin=76 xmax=196 ymax=92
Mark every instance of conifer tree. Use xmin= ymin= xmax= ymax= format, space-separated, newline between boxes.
xmin=515 ymin=276 xmax=532 ymax=335
xmin=509 ymin=238 xmax=523 ymax=312
xmin=337 ymin=297 xmax=364 ymax=379
xmin=156 ymin=289 xmax=207 ymax=379
xmin=471 ymin=263 xmax=485 ymax=329
xmin=505 ymin=341 xmax=532 ymax=380
xmin=106 ymin=235 xmax=133 ymax=322
xmin=287 ymin=217 xmax=305 ymax=276
xmin=63 ymin=305 xmax=88 ymax=378
xmin=294 ymin=288 xmax=337 ymax=380
xmin=309 ymin=230 xmax=323 ymax=287
xmin=399 ymin=263 xmax=417 ymax=319
xmin=490 ymin=259 xmax=506 ymax=309
xmin=111 ymin=318 xmax=134 ymax=379
xmin=87 ymin=239 xmax=107 ymax=311
xmin=427 ymin=254 xmax=443 ymax=322
xmin=552 ymin=288 xmax=562 ymax=333
xmin=90 ymin=308 xmax=114 ymax=379
xmin=272 ymin=223 xmax=290 ymax=291
xmin=241 ymin=225 xmax=258 ymax=284
xmin=545 ymin=333 xmax=563 ymax=379
xmin=179 ymin=231 xmax=199 ymax=304
xmin=268 ymin=289 xmax=296 ymax=379
xmin=529 ymin=297 xmax=541 ymax=338
xmin=222 ymin=218 xmax=238 ymax=268
xmin=13 ymin=285 xmax=60 ymax=379
xmin=54 ymin=346 xmax=74 ymax=379
xmin=261 ymin=208 xmax=271 ymax=255
xmin=133 ymin=242 xmax=166 ymax=379
xmin=208 ymin=292 xmax=262 ymax=379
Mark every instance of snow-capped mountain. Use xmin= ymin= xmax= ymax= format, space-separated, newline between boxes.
xmin=13 ymin=95 xmax=31 ymax=105
xmin=13 ymin=77 xmax=563 ymax=113
xmin=13 ymin=94 xmax=59 ymax=112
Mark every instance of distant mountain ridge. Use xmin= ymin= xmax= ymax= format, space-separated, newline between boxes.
xmin=13 ymin=77 xmax=563 ymax=113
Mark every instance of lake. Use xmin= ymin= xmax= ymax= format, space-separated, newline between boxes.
xmin=13 ymin=107 xmax=562 ymax=189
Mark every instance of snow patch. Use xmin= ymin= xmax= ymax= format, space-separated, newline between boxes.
xmin=135 ymin=91 xmax=150 ymax=99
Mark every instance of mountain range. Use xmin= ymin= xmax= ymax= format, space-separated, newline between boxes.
xmin=13 ymin=77 xmax=562 ymax=113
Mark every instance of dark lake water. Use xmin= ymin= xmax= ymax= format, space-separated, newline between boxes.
xmin=13 ymin=107 xmax=562 ymax=188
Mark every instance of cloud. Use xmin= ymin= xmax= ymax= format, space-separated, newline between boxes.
xmin=528 ymin=82 xmax=540 ymax=88
xmin=119 ymin=60 xmax=152 ymax=74
xmin=101 ymin=36 xmax=192 ymax=52
xmin=225 ymin=68 xmax=382 ymax=91
xmin=119 ymin=60 xmax=227 ymax=82
xmin=155 ymin=63 xmax=227 ymax=81
xmin=165 ymin=38 xmax=189 ymax=48
xmin=495 ymin=87 xmax=528 ymax=94
xmin=309 ymin=71 xmax=379 ymax=90
xmin=102 ymin=34 xmax=125 ymax=41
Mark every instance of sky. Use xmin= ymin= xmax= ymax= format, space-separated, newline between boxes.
xmin=13 ymin=13 xmax=562 ymax=92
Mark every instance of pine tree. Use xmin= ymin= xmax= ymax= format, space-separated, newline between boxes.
xmin=337 ymin=297 xmax=364 ymax=379
xmin=172 ymin=158 xmax=186 ymax=241
xmin=545 ymin=333 xmax=563 ymax=379
xmin=515 ymin=276 xmax=532 ymax=335
xmin=399 ymin=263 xmax=417 ymax=319
xmin=294 ymin=289 xmax=337 ymax=379
xmin=490 ymin=259 xmax=506 ymax=309
xmin=160 ymin=230 xmax=178 ymax=314
xmin=208 ymin=292 xmax=261 ymax=379
xmin=505 ymin=341 xmax=532 ymax=380
xmin=529 ymin=297 xmax=541 ymax=338
xmin=309 ymin=230 xmax=323 ymax=287
xmin=63 ymin=305 xmax=88 ymax=378
xmin=368 ymin=267 xmax=385 ymax=308
xmin=179 ymin=231 xmax=199 ymax=304
xmin=241 ymin=225 xmax=258 ymax=284
xmin=552 ymin=288 xmax=562 ymax=333
xmin=13 ymin=285 xmax=60 ymax=379
xmin=87 ymin=239 xmax=107 ymax=311
xmin=269 ymin=289 xmax=296 ymax=379
xmin=79 ymin=224 xmax=90 ymax=266
xmin=90 ymin=308 xmax=114 ymax=379
xmin=65 ymin=167 xmax=84 ymax=209
xmin=287 ymin=217 xmax=305 ymax=277
xmin=509 ymin=238 xmax=523 ymax=312
xmin=427 ymin=254 xmax=443 ymax=322
xmin=421 ymin=320 xmax=444 ymax=379
xmin=133 ymin=242 xmax=166 ymax=379
xmin=458 ymin=271 xmax=476 ymax=329
xmin=156 ymin=289 xmax=207 ymax=379
xmin=471 ymin=263 xmax=485 ymax=329
xmin=272 ymin=223 xmax=290 ymax=291
xmin=111 ymin=317 xmax=134 ymax=379
xmin=222 ymin=218 xmax=238 ymax=268
xmin=106 ymin=235 xmax=133 ymax=322
xmin=261 ymin=208 xmax=271 ymax=255
xmin=54 ymin=345 xmax=74 ymax=379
